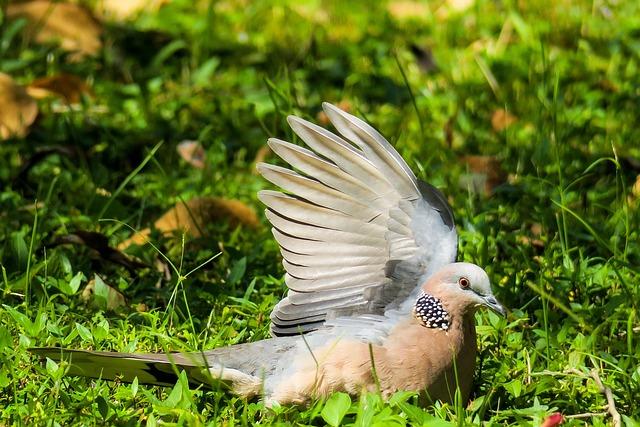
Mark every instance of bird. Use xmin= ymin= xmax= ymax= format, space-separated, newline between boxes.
xmin=31 ymin=102 xmax=506 ymax=406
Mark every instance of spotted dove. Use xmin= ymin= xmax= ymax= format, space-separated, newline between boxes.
xmin=31 ymin=103 xmax=506 ymax=405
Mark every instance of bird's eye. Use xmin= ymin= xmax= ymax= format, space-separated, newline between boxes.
xmin=458 ymin=277 xmax=470 ymax=289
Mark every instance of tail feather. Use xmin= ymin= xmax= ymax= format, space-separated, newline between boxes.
xmin=30 ymin=337 xmax=299 ymax=396
xmin=30 ymin=348 xmax=225 ymax=388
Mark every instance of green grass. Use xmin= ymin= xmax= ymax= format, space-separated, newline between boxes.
xmin=1 ymin=0 xmax=640 ymax=425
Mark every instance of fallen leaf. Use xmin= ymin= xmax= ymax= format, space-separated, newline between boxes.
xmin=530 ymin=223 xmax=542 ymax=236
xmin=632 ymin=175 xmax=640 ymax=198
xmin=317 ymin=100 xmax=352 ymax=126
xmin=156 ymin=197 xmax=260 ymax=234
xmin=176 ymin=140 xmax=206 ymax=169
xmin=19 ymin=201 xmax=46 ymax=212
xmin=120 ymin=230 xmax=152 ymax=249
xmin=516 ymin=235 xmax=544 ymax=250
xmin=0 ymin=73 xmax=38 ymax=140
xmin=48 ymin=231 xmax=147 ymax=272
xmin=253 ymin=145 xmax=272 ymax=166
xmin=82 ymin=275 xmax=126 ymax=311
xmin=97 ymin=0 xmax=169 ymax=20
xmin=387 ymin=1 xmax=429 ymax=21
xmin=491 ymin=109 xmax=517 ymax=131
xmin=154 ymin=258 xmax=172 ymax=286
xmin=7 ymin=1 xmax=103 ymax=58
xmin=516 ymin=222 xmax=543 ymax=248
xmin=435 ymin=0 xmax=474 ymax=20
xmin=290 ymin=3 xmax=329 ymax=24
xmin=628 ymin=175 xmax=640 ymax=205
xmin=119 ymin=197 xmax=260 ymax=249
xmin=27 ymin=74 xmax=92 ymax=103
xmin=252 ymin=145 xmax=272 ymax=175
xmin=459 ymin=155 xmax=507 ymax=195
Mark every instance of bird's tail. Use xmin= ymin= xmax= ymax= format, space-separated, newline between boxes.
xmin=29 ymin=347 xmax=262 ymax=396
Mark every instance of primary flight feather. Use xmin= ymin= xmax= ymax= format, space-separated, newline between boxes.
xmin=31 ymin=103 xmax=506 ymax=405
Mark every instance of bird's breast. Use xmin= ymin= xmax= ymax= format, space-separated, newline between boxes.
xmin=375 ymin=316 xmax=477 ymax=403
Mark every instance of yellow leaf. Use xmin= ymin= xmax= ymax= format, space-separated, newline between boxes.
xmin=628 ymin=174 xmax=640 ymax=206
xmin=7 ymin=1 xmax=103 ymax=58
xmin=82 ymin=276 xmax=126 ymax=311
xmin=459 ymin=155 xmax=506 ymax=195
xmin=491 ymin=109 xmax=517 ymax=131
xmin=435 ymin=0 xmax=475 ymax=20
xmin=176 ymin=140 xmax=206 ymax=169
xmin=387 ymin=1 xmax=429 ymax=21
xmin=252 ymin=145 xmax=272 ymax=171
xmin=27 ymin=73 xmax=92 ymax=103
xmin=316 ymin=100 xmax=352 ymax=126
xmin=0 ymin=73 xmax=38 ymax=140
xmin=119 ymin=197 xmax=260 ymax=249
xmin=96 ymin=0 xmax=170 ymax=20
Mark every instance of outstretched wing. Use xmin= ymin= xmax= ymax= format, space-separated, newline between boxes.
xmin=258 ymin=103 xmax=457 ymax=336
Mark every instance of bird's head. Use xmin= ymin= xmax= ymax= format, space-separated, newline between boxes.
xmin=414 ymin=262 xmax=506 ymax=329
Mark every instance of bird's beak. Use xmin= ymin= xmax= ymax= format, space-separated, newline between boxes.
xmin=482 ymin=295 xmax=507 ymax=317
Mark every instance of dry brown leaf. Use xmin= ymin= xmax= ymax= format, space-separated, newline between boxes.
xmin=252 ymin=145 xmax=272 ymax=175
xmin=27 ymin=74 xmax=92 ymax=103
xmin=317 ymin=100 xmax=352 ymax=126
xmin=7 ymin=1 xmax=103 ymax=58
xmin=632 ymin=175 xmax=640 ymax=198
xmin=19 ymin=201 xmax=46 ymax=212
xmin=290 ymin=3 xmax=329 ymax=24
xmin=120 ymin=229 xmax=152 ymax=249
xmin=119 ymin=197 xmax=260 ymax=249
xmin=491 ymin=109 xmax=517 ymax=131
xmin=530 ymin=222 xmax=542 ymax=237
xmin=253 ymin=145 xmax=272 ymax=165
xmin=516 ymin=235 xmax=544 ymax=249
xmin=435 ymin=0 xmax=474 ymax=20
xmin=155 ymin=197 xmax=260 ymax=235
xmin=387 ymin=1 xmax=430 ymax=20
xmin=97 ymin=0 xmax=169 ymax=20
xmin=0 ymin=73 xmax=38 ymax=140
xmin=459 ymin=155 xmax=506 ymax=195
xmin=81 ymin=275 xmax=126 ymax=311
xmin=176 ymin=140 xmax=206 ymax=169
xmin=628 ymin=175 xmax=640 ymax=206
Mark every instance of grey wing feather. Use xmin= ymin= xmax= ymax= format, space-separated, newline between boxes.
xmin=258 ymin=103 xmax=458 ymax=337
xmin=321 ymin=102 xmax=419 ymax=198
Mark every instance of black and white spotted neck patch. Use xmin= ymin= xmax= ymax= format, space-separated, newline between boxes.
xmin=414 ymin=292 xmax=450 ymax=330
